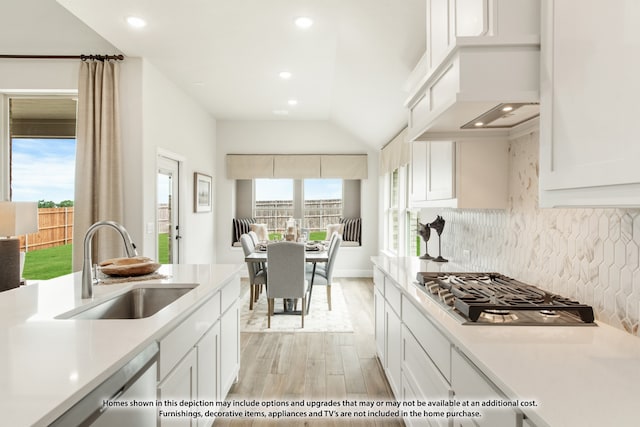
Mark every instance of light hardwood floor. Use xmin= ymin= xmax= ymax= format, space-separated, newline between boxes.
xmin=214 ymin=278 xmax=404 ymax=426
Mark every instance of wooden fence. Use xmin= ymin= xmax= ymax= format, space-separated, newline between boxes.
xmin=18 ymin=207 xmax=74 ymax=252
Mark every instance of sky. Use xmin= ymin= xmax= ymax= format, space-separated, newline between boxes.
xmin=11 ymin=138 xmax=76 ymax=203
xmin=255 ymin=178 xmax=342 ymax=201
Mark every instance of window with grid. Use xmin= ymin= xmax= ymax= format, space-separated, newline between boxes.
xmin=254 ymin=179 xmax=294 ymax=237
xmin=303 ymin=178 xmax=342 ymax=240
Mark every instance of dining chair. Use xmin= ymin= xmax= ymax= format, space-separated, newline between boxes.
xmin=306 ymin=234 xmax=342 ymax=311
xmin=240 ymin=234 xmax=267 ymax=310
xmin=266 ymin=241 xmax=308 ymax=328
xmin=248 ymin=230 xmax=260 ymax=246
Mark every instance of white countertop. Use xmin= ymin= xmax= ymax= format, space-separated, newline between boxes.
xmin=0 ymin=263 xmax=243 ymax=427
xmin=371 ymin=255 xmax=640 ymax=427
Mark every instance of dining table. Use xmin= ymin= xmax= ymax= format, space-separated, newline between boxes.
xmin=244 ymin=245 xmax=329 ymax=314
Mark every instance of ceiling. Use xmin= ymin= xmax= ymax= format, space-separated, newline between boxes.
xmin=3 ymin=0 xmax=426 ymax=148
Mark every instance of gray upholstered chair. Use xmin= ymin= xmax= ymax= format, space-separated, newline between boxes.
xmin=266 ymin=241 xmax=308 ymax=328
xmin=240 ymin=234 xmax=267 ymax=310
xmin=248 ymin=230 xmax=260 ymax=246
xmin=306 ymin=234 xmax=341 ymax=311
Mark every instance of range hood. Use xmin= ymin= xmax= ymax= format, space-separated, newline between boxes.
xmin=405 ymin=41 xmax=540 ymax=141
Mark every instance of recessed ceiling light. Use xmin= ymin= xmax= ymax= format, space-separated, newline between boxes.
xmin=279 ymin=71 xmax=292 ymax=80
xmin=502 ymin=106 xmax=514 ymax=112
xmin=294 ymin=17 xmax=313 ymax=29
xmin=474 ymin=122 xmax=484 ymax=127
xmin=126 ymin=16 xmax=147 ymax=28
xmin=287 ymin=99 xmax=298 ymax=106
xmin=272 ymin=110 xmax=289 ymax=115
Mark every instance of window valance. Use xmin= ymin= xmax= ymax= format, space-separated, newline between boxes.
xmin=379 ymin=127 xmax=409 ymax=175
xmin=226 ymin=154 xmax=367 ymax=179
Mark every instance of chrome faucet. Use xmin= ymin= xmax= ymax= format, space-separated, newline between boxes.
xmin=82 ymin=221 xmax=138 ymax=298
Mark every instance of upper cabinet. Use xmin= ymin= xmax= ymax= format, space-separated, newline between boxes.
xmin=410 ymin=138 xmax=508 ymax=209
xmin=405 ymin=0 xmax=541 ymax=141
xmin=539 ymin=0 xmax=640 ymax=207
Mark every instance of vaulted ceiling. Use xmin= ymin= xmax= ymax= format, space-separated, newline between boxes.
xmin=3 ymin=0 xmax=426 ymax=148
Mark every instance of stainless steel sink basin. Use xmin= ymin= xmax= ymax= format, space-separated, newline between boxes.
xmin=63 ymin=286 xmax=197 ymax=320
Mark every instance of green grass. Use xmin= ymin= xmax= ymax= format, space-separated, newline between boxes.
xmin=158 ymin=233 xmax=169 ymax=264
xmin=23 ymin=244 xmax=73 ymax=280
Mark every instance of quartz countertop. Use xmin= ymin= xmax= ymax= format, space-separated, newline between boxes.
xmin=372 ymin=254 xmax=640 ymax=427
xmin=0 ymin=263 xmax=243 ymax=427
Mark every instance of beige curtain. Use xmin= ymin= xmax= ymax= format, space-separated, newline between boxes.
xmin=72 ymin=59 xmax=124 ymax=270
xmin=380 ymin=127 xmax=409 ymax=175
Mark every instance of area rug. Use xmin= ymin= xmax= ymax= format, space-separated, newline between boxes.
xmin=240 ymin=282 xmax=354 ymax=332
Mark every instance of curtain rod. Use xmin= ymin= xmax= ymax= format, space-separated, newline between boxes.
xmin=0 ymin=54 xmax=124 ymax=61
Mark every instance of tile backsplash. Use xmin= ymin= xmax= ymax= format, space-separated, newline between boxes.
xmin=421 ymin=131 xmax=640 ymax=336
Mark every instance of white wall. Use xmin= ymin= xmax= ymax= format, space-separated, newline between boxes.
xmin=120 ymin=59 xmax=217 ymax=264
xmin=215 ymin=120 xmax=378 ymax=276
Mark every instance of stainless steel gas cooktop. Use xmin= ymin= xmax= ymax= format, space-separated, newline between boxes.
xmin=415 ymin=272 xmax=596 ymax=326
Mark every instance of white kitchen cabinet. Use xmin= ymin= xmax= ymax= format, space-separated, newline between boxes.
xmin=451 ymin=349 xmax=522 ymax=427
xmin=157 ymin=274 xmax=241 ymax=426
xmin=374 ymin=287 xmax=385 ymax=364
xmin=158 ymin=347 xmax=198 ymax=427
xmin=385 ymin=297 xmax=402 ymax=397
xmin=410 ymin=139 xmax=508 ymax=208
xmin=196 ymin=321 xmax=220 ymax=427
xmin=539 ymin=0 xmax=640 ymax=207
xmin=407 ymin=0 xmax=539 ymax=140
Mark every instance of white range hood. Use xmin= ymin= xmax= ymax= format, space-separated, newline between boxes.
xmin=405 ymin=0 xmax=540 ymax=141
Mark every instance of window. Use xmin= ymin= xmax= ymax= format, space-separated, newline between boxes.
xmin=254 ymin=179 xmax=294 ymax=237
xmin=383 ymin=165 xmax=415 ymax=255
xmin=246 ymin=178 xmax=354 ymax=243
xmin=2 ymin=95 xmax=77 ymax=280
xmin=387 ymin=169 xmax=400 ymax=253
xmin=304 ymin=178 xmax=343 ymax=237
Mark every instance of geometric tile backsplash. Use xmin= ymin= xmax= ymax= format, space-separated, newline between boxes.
xmin=421 ymin=131 xmax=640 ymax=336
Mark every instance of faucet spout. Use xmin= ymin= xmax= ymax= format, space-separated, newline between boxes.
xmin=81 ymin=221 xmax=138 ymax=298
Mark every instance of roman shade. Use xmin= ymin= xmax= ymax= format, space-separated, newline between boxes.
xmin=379 ymin=127 xmax=409 ymax=175
xmin=226 ymin=154 xmax=367 ymax=179
xmin=273 ymin=155 xmax=321 ymax=178
xmin=320 ymin=155 xmax=368 ymax=179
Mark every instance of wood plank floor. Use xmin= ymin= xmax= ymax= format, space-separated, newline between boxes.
xmin=214 ymin=278 xmax=404 ymax=427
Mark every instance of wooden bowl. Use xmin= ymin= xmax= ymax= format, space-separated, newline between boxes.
xmin=99 ymin=256 xmax=161 ymax=277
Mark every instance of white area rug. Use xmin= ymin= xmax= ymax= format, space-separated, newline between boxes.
xmin=240 ymin=282 xmax=354 ymax=333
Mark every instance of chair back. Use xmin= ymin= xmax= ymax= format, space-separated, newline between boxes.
xmin=324 ymin=234 xmax=342 ymax=281
xmin=267 ymin=241 xmax=306 ymax=299
xmin=240 ymin=234 xmax=259 ymax=281
xmin=248 ymin=230 xmax=260 ymax=245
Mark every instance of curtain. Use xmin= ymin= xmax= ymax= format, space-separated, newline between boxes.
xmin=72 ymin=59 xmax=124 ymax=270
xmin=380 ymin=127 xmax=410 ymax=175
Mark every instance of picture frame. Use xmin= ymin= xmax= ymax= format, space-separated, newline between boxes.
xmin=194 ymin=172 xmax=212 ymax=213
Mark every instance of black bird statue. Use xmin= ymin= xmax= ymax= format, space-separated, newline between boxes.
xmin=417 ymin=222 xmax=433 ymax=260
xmin=429 ymin=215 xmax=448 ymax=263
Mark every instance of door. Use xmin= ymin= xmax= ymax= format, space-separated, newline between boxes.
xmin=158 ymin=156 xmax=181 ymax=263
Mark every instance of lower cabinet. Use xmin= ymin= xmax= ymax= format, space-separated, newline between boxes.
xmin=158 ymin=348 xmax=198 ymax=427
xmin=451 ymin=349 xmax=522 ymax=427
xmin=157 ymin=275 xmax=241 ymax=427
xmin=374 ymin=265 xmax=530 ymax=427
xmin=197 ymin=322 xmax=220 ymax=427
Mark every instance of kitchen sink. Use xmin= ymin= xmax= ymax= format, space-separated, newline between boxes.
xmin=59 ymin=285 xmax=198 ymax=320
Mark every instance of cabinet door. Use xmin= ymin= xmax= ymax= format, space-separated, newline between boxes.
xmin=385 ymin=301 xmax=402 ymax=398
xmin=220 ymin=300 xmax=239 ymax=397
xmin=427 ymin=141 xmax=455 ymax=201
xmin=539 ymin=0 xmax=640 ymax=206
xmin=197 ymin=322 xmax=220 ymax=427
xmin=451 ymin=349 xmax=521 ymax=427
xmin=158 ymin=348 xmax=198 ymax=427
xmin=374 ymin=288 xmax=385 ymax=364
xmin=411 ymin=141 xmax=428 ymax=202
xmin=402 ymin=372 xmax=434 ymax=427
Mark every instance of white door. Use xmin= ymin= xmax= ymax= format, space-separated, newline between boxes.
xmin=158 ymin=156 xmax=181 ymax=263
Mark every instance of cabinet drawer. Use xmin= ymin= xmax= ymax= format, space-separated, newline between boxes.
xmin=402 ymin=325 xmax=452 ymax=400
xmin=402 ymin=295 xmax=451 ymax=382
xmin=373 ymin=267 xmax=385 ymax=293
xmin=451 ymin=349 xmax=522 ymax=427
xmin=159 ymin=293 xmax=220 ymax=380
xmin=221 ymin=275 xmax=240 ymax=311
xmin=385 ymin=280 xmax=401 ymax=316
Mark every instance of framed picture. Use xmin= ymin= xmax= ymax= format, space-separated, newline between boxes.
xmin=194 ymin=172 xmax=212 ymax=213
